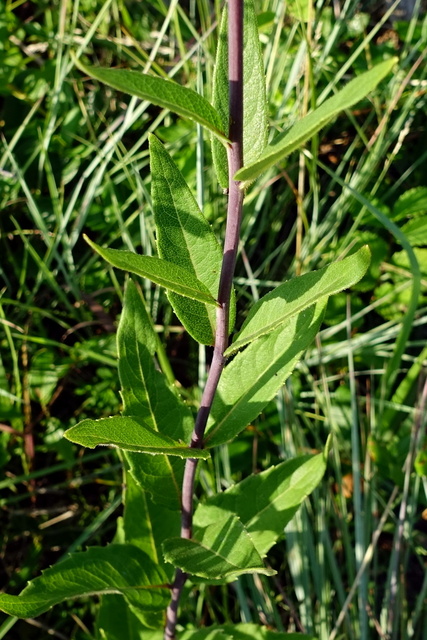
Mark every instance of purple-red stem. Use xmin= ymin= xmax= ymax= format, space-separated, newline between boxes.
xmin=163 ymin=2 xmax=244 ymax=638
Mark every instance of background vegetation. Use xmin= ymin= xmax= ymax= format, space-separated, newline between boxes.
xmin=1 ymin=0 xmax=427 ymax=638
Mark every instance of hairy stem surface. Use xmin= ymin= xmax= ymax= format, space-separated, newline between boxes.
xmin=164 ymin=1 xmax=244 ymax=638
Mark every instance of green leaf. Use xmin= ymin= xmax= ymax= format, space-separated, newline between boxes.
xmin=97 ymin=594 xmax=160 ymax=640
xmin=96 ymin=623 xmax=318 ymax=640
xmin=77 ymin=61 xmax=229 ymax=143
xmin=287 ymin=0 xmax=311 ymax=21
xmin=85 ymin=236 xmax=218 ymax=306
xmin=190 ymin=625 xmax=318 ymax=640
xmin=119 ymin=280 xmax=194 ymax=440
xmin=212 ymin=0 xmax=268 ymax=187
xmin=235 ymin=58 xmax=397 ymax=185
xmin=162 ymin=514 xmax=276 ymax=580
xmin=205 ymin=300 xmax=326 ymax=448
xmin=64 ymin=415 xmax=210 ymax=459
xmin=392 ymin=186 xmax=427 ymax=221
xmin=126 ymin=452 xmax=185 ymax=511
xmin=150 ymin=135 xmax=235 ymax=345
xmin=401 ymin=216 xmax=427 ymax=246
xmin=181 ymin=631 xmax=232 ymax=640
xmin=226 ymin=246 xmax=370 ymax=355
xmin=194 ymin=447 xmax=329 ymax=557
xmin=0 ymin=544 xmax=169 ymax=618
xmin=118 ymin=280 xmax=193 ymax=509
xmin=122 ymin=467 xmax=180 ymax=578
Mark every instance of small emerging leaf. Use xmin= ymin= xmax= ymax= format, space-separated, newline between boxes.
xmin=77 ymin=61 xmax=229 ymax=143
xmin=84 ymin=236 xmax=218 ymax=306
xmin=163 ymin=514 xmax=276 ymax=580
xmin=235 ymin=58 xmax=397 ymax=185
xmin=0 ymin=545 xmax=169 ymax=618
xmin=227 ymin=246 xmax=370 ymax=355
xmin=65 ymin=416 xmax=210 ymax=460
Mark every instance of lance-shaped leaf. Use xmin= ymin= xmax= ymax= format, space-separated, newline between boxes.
xmin=204 ymin=300 xmax=326 ymax=448
xmin=97 ymin=621 xmax=317 ymax=640
xmin=235 ymin=57 xmax=397 ymax=186
xmin=195 ymin=446 xmax=329 ymax=557
xmin=122 ymin=467 xmax=180 ymax=580
xmin=212 ymin=0 xmax=268 ymax=187
xmin=126 ymin=453 xmax=185 ymax=512
xmin=184 ymin=625 xmax=318 ymax=640
xmin=163 ymin=514 xmax=276 ymax=580
xmin=84 ymin=236 xmax=218 ymax=306
xmin=65 ymin=415 xmax=210 ymax=459
xmin=97 ymin=593 xmax=164 ymax=640
xmin=0 ymin=544 xmax=169 ymax=618
xmin=226 ymin=246 xmax=370 ymax=355
xmin=77 ymin=61 xmax=229 ymax=143
xmin=150 ymin=135 xmax=235 ymax=345
xmin=119 ymin=281 xmax=193 ymax=509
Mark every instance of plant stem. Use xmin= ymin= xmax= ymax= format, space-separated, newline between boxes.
xmin=164 ymin=2 xmax=244 ymax=638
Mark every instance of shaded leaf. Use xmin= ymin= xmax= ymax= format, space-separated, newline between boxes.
xmin=85 ymin=236 xmax=218 ymax=306
xmin=126 ymin=452 xmax=185 ymax=511
xmin=235 ymin=58 xmax=397 ymax=185
xmin=163 ymin=514 xmax=276 ymax=580
xmin=227 ymin=246 xmax=370 ymax=355
xmin=0 ymin=545 xmax=169 ymax=618
xmin=122 ymin=467 xmax=179 ymax=580
xmin=97 ymin=594 xmax=160 ymax=640
xmin=77 ymin=61 xmax=228 ymax=143
xmin=212 ymin=0 xmax=268 ymax=187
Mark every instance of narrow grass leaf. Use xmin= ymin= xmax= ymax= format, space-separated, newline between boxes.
xmin=0 ymin=545 xmax=169 ymax=618
xmin=64 ymin=416 xmax=210 ymax=459
xmin=205 ymin=300 xmax=326 ymax=448
xmin=162 ymin=514 xmax=276 ymax=580
xmin=150 ymin=135 xmax=233 ymax=345
xmin=235 ymin=58 xmax=397 ymax=185
xmin=119 ymin=280 xmax=193 ymax=509
xmin=195 ymin=447 xmax=329 ymax=557
xmin=226 ymin=246 xmax=370 ymax=355
xmin=76 ymin=61 xmax=229 ymax=143
xmin=212 ymin=0 xmax=268 ymax=187
xmin=84 ymin=236 xmax=218 ymax=306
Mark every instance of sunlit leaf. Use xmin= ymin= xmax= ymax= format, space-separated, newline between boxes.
xmin=85 ymin=236 xmax=218 ymax=306
xmin=77 ymin=61 xmax=229 ymax=143
xmin=235 ymin=58 xmax=397 ymax=185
